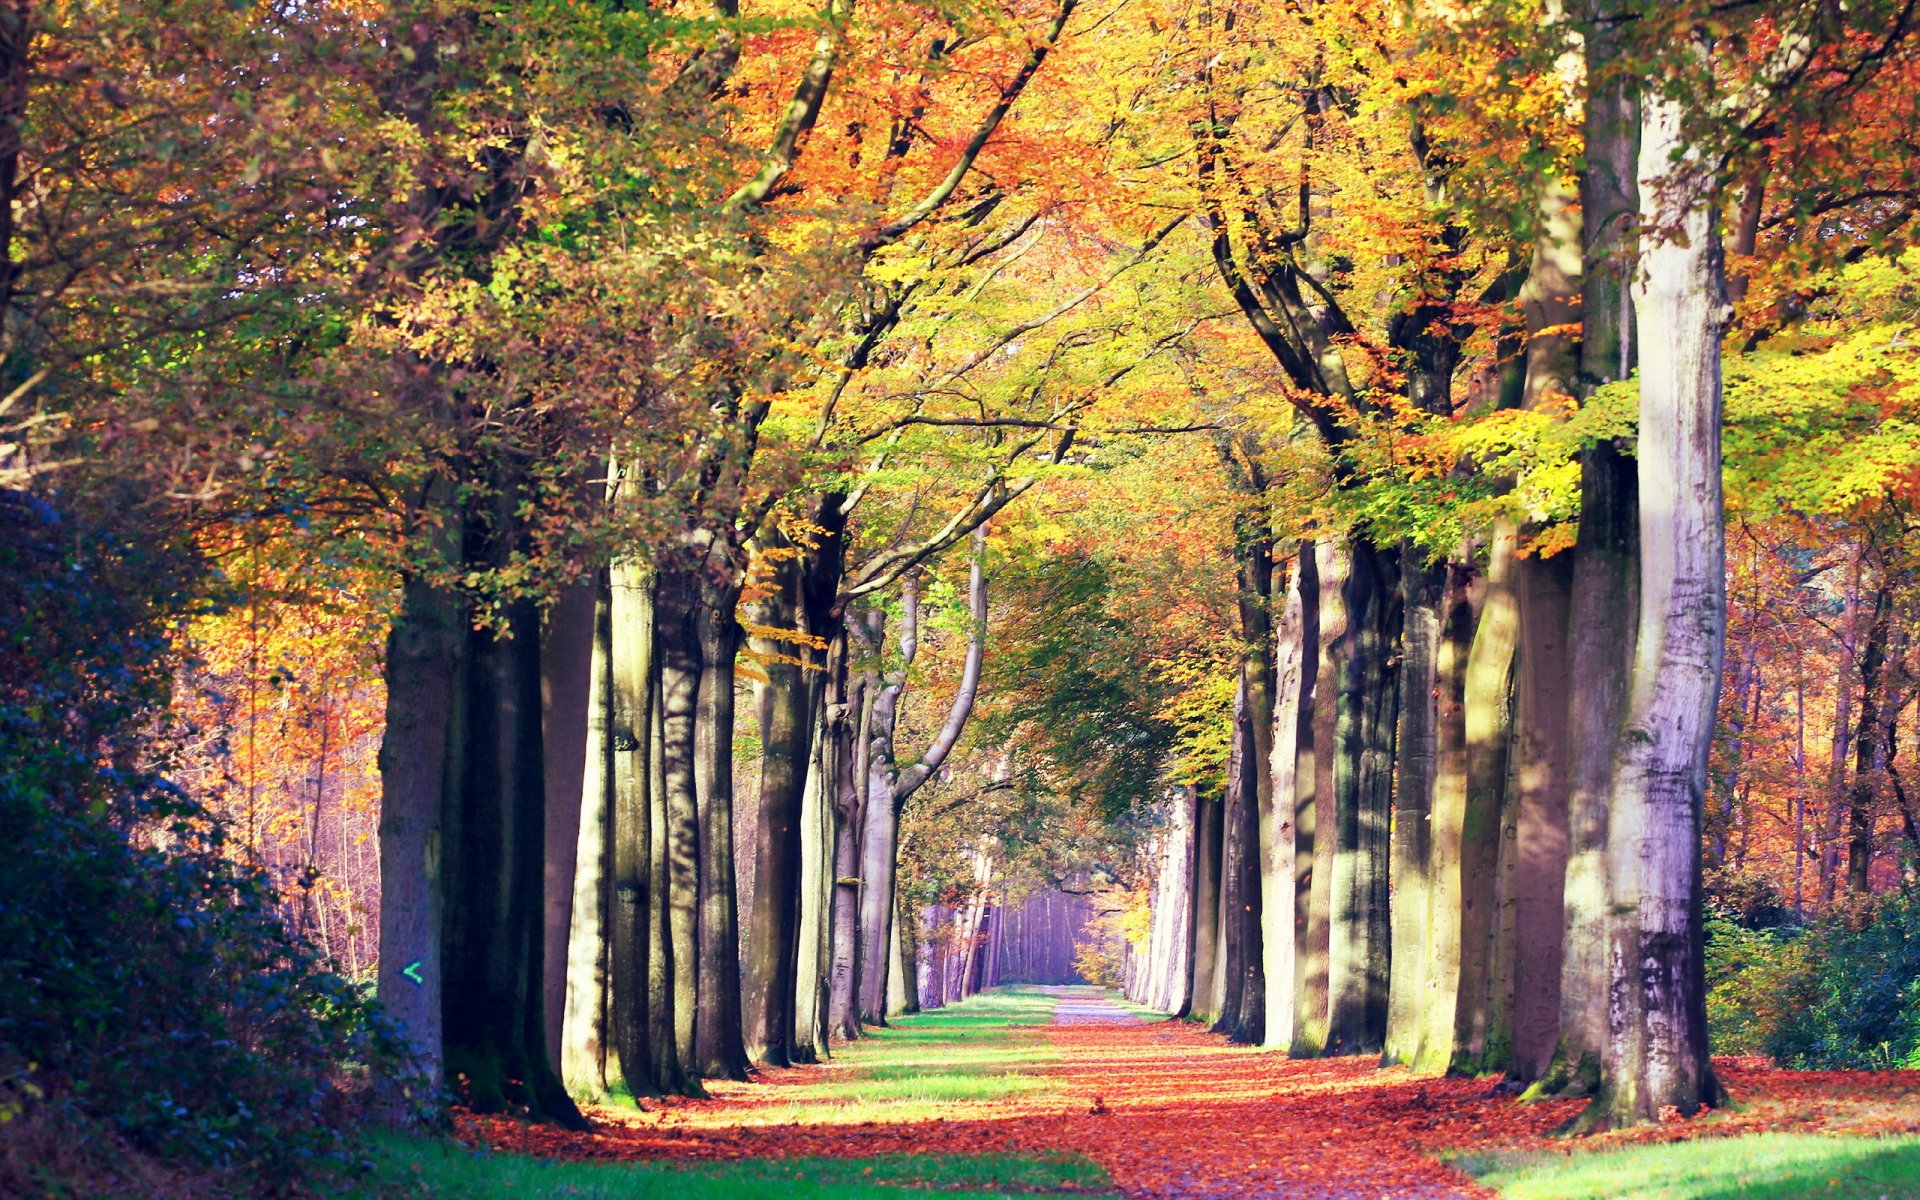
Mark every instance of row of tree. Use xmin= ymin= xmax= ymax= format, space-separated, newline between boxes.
xmin=10 ymin=0 xmax=1918 ymax=1144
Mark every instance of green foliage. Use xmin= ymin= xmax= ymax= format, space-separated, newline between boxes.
xmin=1462 ymin=1133 xmax=1920 ymax=1200
xmin=0 ymin=493 xmax=413 ymax=1195
xmin=1704 ymin=890 xmax=1920 ymax=1069
xmin=988 ymin=550 xmax=1175 ymax=818
xmin=1704 ymin=915 xmax=1806 ymax=1058
xmin=1766 ymin=892 xmax=1920 ymax=1071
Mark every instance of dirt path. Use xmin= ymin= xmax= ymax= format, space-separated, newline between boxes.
xmin=460 ymin=992 xmax=1920 ymax=1200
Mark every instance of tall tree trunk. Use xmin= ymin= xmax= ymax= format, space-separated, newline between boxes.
xmin=607 ymin=559 xmax=661 ymax=1095
xmin=1583 ymin=67 xmax=1728 ymax=1128
xmin=1413 ymin=560 xmax=1479 ymax=1074
xmin=1532 ymin=6 xmax=1639 ymax=1096
xmin=1384 ymin=554 xmax=1442 ymax=1066
xmin=692 ymin=571 xmax=751 ymax=1080
xmin=541 ymin=581 xmax=595 ymax=1072
xmin=1262 ymin=549 xmax=1312 ymax=1049
xmin=1452 ymin=524 xmax=1519 ymax=1075
xmin=377 ymin=489 xmax=464 ymax=1094
xmin=746 ymin=504 xmax=848 ymax=1064
xmin=1213 ymin=677 xmax=1263 ymax=1043
xmin=1820 ymin=549 xmax=1862 ymax=903
xmin=1216 ymin=500 xmax=1274 ymax=1044
xmin=792 ymin=702 xmax=834 ymax=1061
xmin=560 ymin=578 xmax=614 ymax=1097
xmin=441 ymin=566 xmax=585 ymax=1127
xmin=827 ymin=661 xmax=869 ymax=1041
xmin=1509 ymin=553 xmax=1572 ymax=1082
xmin=656 ymin=567 xmax=704 ymax=1075
xmin=1187 ymin=787 xmax=1225 ymax=1024
xmin=1294 ymin=537 xmax=1349 ymax=1055
xmin=744 ymin=547 xmax=809 ymax=1066
xmin=1328 ymin=542 xmax=1399 ymax=1054
xmin=647 ymin=657 xmax=697 ymax=1095
xmin=1846 ymin=580 xmax=1893 ymax=895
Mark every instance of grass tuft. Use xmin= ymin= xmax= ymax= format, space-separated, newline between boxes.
xmin=1459 ymin=1131 xmax=1920 ymax=1200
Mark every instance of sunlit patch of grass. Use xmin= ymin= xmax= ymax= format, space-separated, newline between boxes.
xmin=331 ymin=1132 xmax=1123 ymax=1199
xmin=1457 ymin=1131 xmax=1920 ymax=1200
xmin=706 ymin=987 xmax=1069 ymax=1126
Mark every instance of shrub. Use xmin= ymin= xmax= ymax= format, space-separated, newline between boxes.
xmin=1766 ymin=891 xmax=1920 ymax=1070
xmin=0 ymin=492 xmax=414 ymax=1196
xmin=1705 ymin=888 xmax=1920 ymax=1070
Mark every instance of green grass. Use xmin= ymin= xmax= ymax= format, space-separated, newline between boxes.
xmin=328 ymin=1132 xmax=1121 ymax=1199
xmin=741 ymin=987 xmax=1065 ymax=1124
xmin=1460 ymin=1132 xmax=1920 ymax=1200
xmin=329 ymin=988 xmax=1122 ymax=1199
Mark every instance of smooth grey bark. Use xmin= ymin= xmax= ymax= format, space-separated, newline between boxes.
xmin=1412 ymin=559 xmax=1478 ymax=1075
xmin=1186 ymin=786 xmax=1224 ymax=1024
xmin=607 ymin=558 xmax=662 ymax=1095
xmin=827 ymin=656 xmax=869 ymax=1041
xmin=541 ymin=580 xmax=595 ymax=1072
xmin=691 ymin=570 xmax=750 ymax=1080
xmin=1531 ymin=6 xmax=1639 ymax=1099
xmin=1584 ymin=64 xmax=1728 ymax=1128
xmin=1384 ymin=554 xmax=1442 ymax=1066
xmin=1328 ymin=543 xmax=1399 ymax=1055
xmin=1262 ymin=551 xmax=1311 ymax=1049
xmin=1453 ymin=524 xmax=1518 ymax=1075
xmin=559 ymin=580 xmax=613 ymax=1096
xmin=1293 ymin=537 xmax=1350 ymax=1055
xmin=376 ymin=490 xmax=463 ymax=1093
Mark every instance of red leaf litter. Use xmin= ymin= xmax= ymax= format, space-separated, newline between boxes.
xmin=457 ymin=1014 xmax=1920 ymax=1199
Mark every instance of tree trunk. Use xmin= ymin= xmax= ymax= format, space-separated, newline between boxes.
xmin=1216 ymin=504 xmax=1274 ymax=1044
xmin=541 ymin=580 xmax=595 ymax=1072
xmin=1582 ymin=70 xmax=1727 ymax=1128
xmin=1262 ymin=548 xmax=1312 ymax=1049
xmin=655 ymin=567 xmax=704 ymax=1075
xmin=1384 ymin=553 xmax=1442 ymax=1066
xmin=560 ymin=578 xmax=614 ymax=1097
xmin=1451 ymin=523 xmax=1519 ymax=1075
xmin=1413 ymin=559 xmax=1478 ymax=1074
xmin=441 ymin=575 xmax=585 ymax=1127
xmin=1213 ymin=677 xmax=1263 ymax=1043
xmin=827 ymin=658 xmax=870 ymax=1041
xmin=607 ymin=559 xmax=661 ymax=1095
xmin=1531 ymin=9 xmax=1639 ymax=1096
xmin=1328 ymin=542 xmax=1399 ymax=1054
xmin=1294 ymin=537 xmax=1349 ymax=1055
xmin=744 ymin=552 xmax=810 ymax=1066
xmin=1187 ymin=786 xmax=1224 ymax=1024
xmin=376 ymin=494 xmax=464 ymax=1093
xmin=1509 ymin=552 xmax=1572 ymax=1083
xmin=691 ymin=571 xmax=751 ymax=1080
xmin=1846 ymin=580 xmax=1893 ymax=895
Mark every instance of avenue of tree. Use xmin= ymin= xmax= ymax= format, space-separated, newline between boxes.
xmin=7 ymin=0 xmax=1920 ymax=1147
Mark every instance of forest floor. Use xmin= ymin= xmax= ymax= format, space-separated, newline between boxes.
xmin=411 ymin=987 xmax=1920 ymax=1200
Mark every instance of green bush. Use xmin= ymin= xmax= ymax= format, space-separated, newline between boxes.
xmin=1705 ymin=889 xmax=1920 ymax=1070
xmin=0 ymin=492 xmax=414 ymax=1195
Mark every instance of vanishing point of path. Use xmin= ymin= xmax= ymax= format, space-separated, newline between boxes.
xmin=460 ymin=988 xmax=1920 ymax=1200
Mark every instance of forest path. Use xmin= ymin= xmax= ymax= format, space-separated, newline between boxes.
xmin=456 ymin=989 xmax=1920 ymax=1199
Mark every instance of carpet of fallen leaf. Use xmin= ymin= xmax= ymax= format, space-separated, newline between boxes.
xmin=459 ymin=1001 xmax=1920 ymax=1199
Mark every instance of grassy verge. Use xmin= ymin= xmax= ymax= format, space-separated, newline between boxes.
xmin=1458 ymin=1132 xmax=1920 ymax=1200
xmin=329 ymin=987 xmax=1121 ymax=1199
xmin=328 ymin=1134 xmax=1119 ymax=1200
